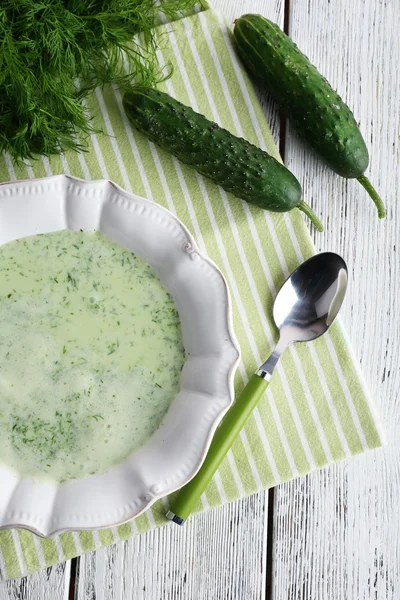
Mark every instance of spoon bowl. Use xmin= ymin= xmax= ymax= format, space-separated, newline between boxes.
xmin=257 ymin=252 xmax=347 ymax=380
xmin=273 ymin=252 xmax=348 ymax=340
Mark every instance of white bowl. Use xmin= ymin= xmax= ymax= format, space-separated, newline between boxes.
xmin=0 ymin=174 xmax=240 ymax=536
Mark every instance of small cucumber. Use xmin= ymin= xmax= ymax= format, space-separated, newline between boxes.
xmin=123 ymin=87 xmax=323 ymax=230
xmin=234 ymin=14 xmax=385 ymax=219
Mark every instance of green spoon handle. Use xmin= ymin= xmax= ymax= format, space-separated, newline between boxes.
xmin=168 ymin=373 xmax=269 ymax=523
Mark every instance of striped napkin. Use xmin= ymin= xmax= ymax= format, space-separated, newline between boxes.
xmin=0 ymin=8 xmax=385 ymax=581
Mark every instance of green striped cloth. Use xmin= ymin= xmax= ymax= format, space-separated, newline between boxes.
xmin=0 ymin=8 xmax=385 ymax=581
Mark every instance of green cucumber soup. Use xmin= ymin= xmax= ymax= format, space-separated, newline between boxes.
xmin=0 ymin=230 xmax=185 ymax=483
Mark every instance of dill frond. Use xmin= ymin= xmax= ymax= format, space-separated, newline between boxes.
xmin=0 ymin=0 xmax=204 ymax=162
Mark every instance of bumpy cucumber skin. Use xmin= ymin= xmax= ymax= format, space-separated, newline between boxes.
xmin=234 ymin=14 xmax=369 ymax=179
xmin=123 ymin=87 xmax=301 ymax=212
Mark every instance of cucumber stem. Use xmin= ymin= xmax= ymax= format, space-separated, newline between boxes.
xmin=357 ymin=175 xmax=386 ymax=218
xmin=298 ymin=201 xmax=324 ymax=232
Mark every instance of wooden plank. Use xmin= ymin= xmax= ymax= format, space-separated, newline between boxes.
xmin=272 ymin=0 xmax=400 ymax=598
xmin=203 ymin=0 xmax=285 ymax=195
xmin=75 ymin=493 xmax=267 ymax=600
xmin=217 ymin=0 xmax=284 ymax=144
xmin=0 ymin=561 xmax=71 ymax=600
xmin=75 ymin=2 xmax=281 ymax=599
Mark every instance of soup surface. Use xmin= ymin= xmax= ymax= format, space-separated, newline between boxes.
xmin=0 ymin=230 xmax=185 ymax=482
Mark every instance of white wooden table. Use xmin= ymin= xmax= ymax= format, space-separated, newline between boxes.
xmin=1 ymin=0 xmax=398 ymax=598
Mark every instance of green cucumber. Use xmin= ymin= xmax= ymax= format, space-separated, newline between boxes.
xmin=234 ymin=14 xmax=385 ymax=219
xmin=123 ymin=87 xmax=323 ymax=230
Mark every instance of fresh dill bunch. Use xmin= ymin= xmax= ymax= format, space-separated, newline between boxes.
xmin=0 ymin=0 xmax=204 ymax=162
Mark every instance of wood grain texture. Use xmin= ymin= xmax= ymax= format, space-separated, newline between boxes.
xmin=0 ymin=561 xmax=70 ymax=600
xmin=74 ymin=2 xmax=283 ymax=600
xmin=217 ymin=0 xmax=284 ymax=144
xmin=272 ymin=0 xmax=400 ymax=598
xmin=75 ymin=494 xmax=268 ymax=600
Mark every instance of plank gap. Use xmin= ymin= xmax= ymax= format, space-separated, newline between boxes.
xmin=278 ymin=0 xmax=290 ymax=161
xmin=269 ymin=2 xmax=289 ymax=598
xmin=265 ymin=486 xmax=275 ymax=600
xmin=278 ymin=108 xmax=287 ymax=162
xmin=283 ymin=0 xmax=291 ymax=34
xmin=68 ymin=557 xmax=78 ymax=600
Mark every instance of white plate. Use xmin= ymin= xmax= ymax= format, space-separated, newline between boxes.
xmin=0 ymin=175 xmax=240 ymax=536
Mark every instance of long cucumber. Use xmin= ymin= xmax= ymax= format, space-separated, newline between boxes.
xmin=234 ymin=14 xmax=385 ymax=218
xmin=123 ymin=87 xmax=323 ymax=230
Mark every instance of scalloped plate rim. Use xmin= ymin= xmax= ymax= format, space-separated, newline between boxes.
xmin=0 ymin=174 xmax=241 ymax=536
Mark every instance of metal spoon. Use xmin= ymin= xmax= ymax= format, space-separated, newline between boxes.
xmin=167 ymin=252 xmax=348 ymax=525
